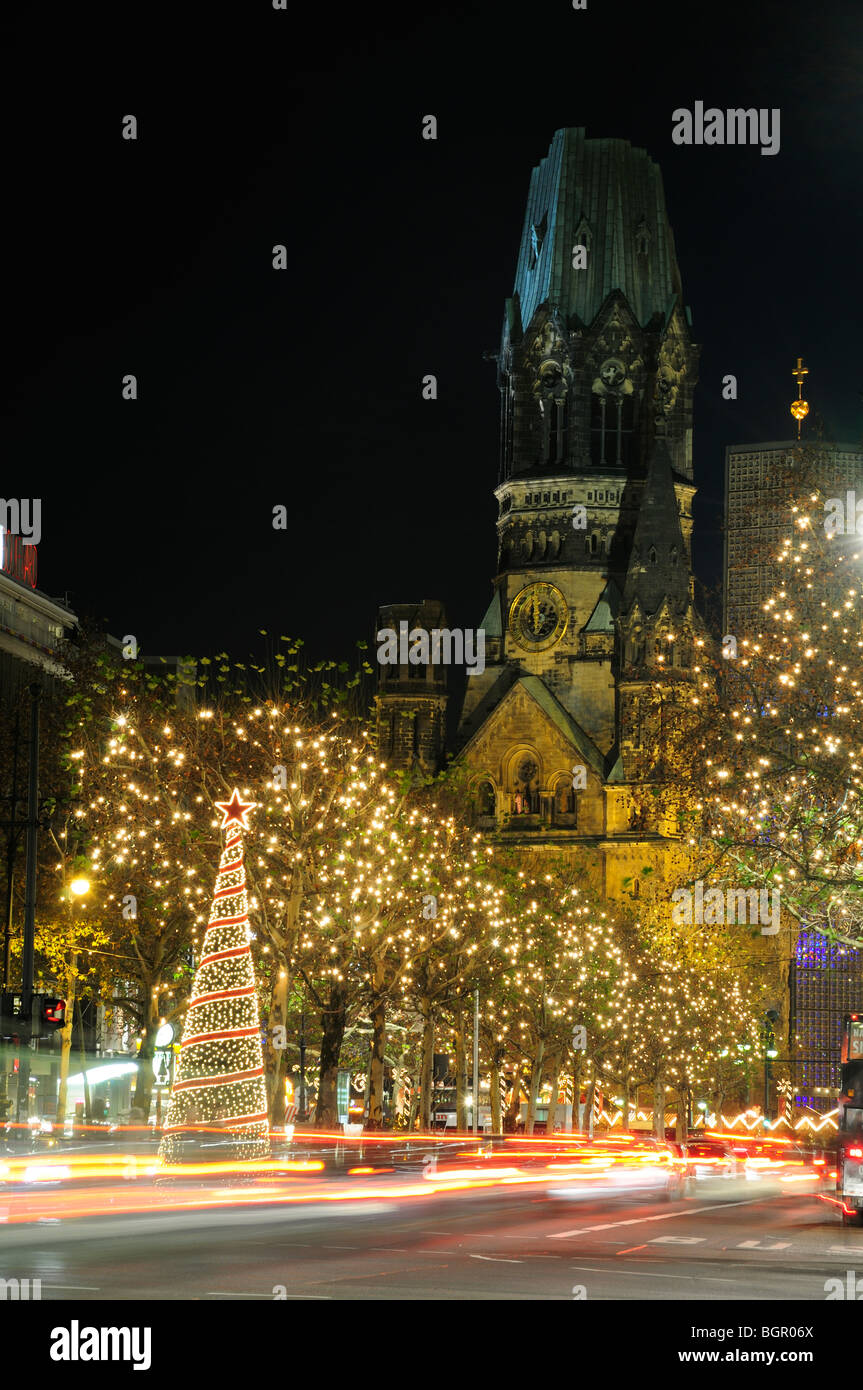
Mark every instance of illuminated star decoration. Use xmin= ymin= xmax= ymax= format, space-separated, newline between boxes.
xmin=214 ymin=788 xmax=257 ymax=832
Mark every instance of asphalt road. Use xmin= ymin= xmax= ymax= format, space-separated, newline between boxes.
xmin=2 ymin=1184 xmax=861 ymax=1300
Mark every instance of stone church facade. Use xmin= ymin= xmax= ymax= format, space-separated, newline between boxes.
xmin=376 ymin=129 xmax=707 ymax=901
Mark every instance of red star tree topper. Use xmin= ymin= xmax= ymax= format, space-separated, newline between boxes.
xmin=158 ymin=789 xmax=269 ymax=1165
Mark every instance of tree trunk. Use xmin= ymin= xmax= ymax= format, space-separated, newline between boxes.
xmin=77 ymin=999 xmax=92 ymax=1120
xmin=506 ymin=1063 xmax=522 ymax=1130
xmin=315 ymin=979 xmax=347 ymax=1129
xmin=675 ymin=1084 xmax=687 ymax=1143
xmin=653 ymin=1076 xmax=665 ymax=1138
xmin=454 ymin=1007 xmax=469 ymax=1131
xmin=132 ymin=988 xmax=159 ymax=1120
xmin=408 ymin=1085 xmax=421 ymax=1132
xmin=583 ymin=1078 xmax=596 ymax=1137
xmin=56 ymin=954 xmax=78 ymax=1130
xmin=571 ymin=1057 xmax=583 ymax=1133
xmin=418 ymin=1001 xmax=434 ymax=1132
xmin=526 ymin=1039 xmax=546 ymax=1134
xmin=490 ymin=1053 xmax=503 ymax=1136
xmin=621 ymin=1068 xmax=631 ymax=1133
xmin=545 ymin=1053 xmax=561 ymax=1135
xmin=264 ymin=966 xmax=289 ymax=1126
xmin=366 ymin=977 xmax=387 ymax=1131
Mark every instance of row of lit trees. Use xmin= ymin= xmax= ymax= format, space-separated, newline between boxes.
xmin=4 ymin=623 xmax=779 ymax=1132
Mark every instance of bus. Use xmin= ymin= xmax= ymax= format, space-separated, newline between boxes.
xmin=837 ymin=1012 xmax=863 ymax=1226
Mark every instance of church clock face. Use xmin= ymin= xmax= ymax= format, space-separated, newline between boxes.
xmin=508 ymin=582 xmax=568 ymax=653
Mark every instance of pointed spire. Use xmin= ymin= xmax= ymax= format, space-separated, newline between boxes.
xmin=512 ymin=128 xmax=683 ymax=335
xmin=622 ymin=439 xmax=689 ymax=617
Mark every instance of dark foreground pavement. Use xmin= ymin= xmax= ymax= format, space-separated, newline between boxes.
xmin=1 ymin=1184 xmax=861 ymax=1300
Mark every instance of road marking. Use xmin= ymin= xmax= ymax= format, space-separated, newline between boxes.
xmin=569 ymin=1264 xmax=693 ymax=1281
xmin=370 ymin=1248 xmax=408 ymax=1253
xmin=42 ymin=1284 xmax=101 ymax=1290
xmin=548 ymin=1196 xmax=769 ymax=1240
xmin=736 ymin=1240 xmax=790 ymax=1250
xmin=569 ymin=1265 xmax=740 ymax=1284
xmin=320 ymin=1245 xmax=357 ymax=1249
xmin=617 ymin=1245 xmax=647 ymax=1255
xmin=207 ymin=1291 xmax=332 ymax=1299
xmin=470 ymin=1254 xmax=523 ymax=1264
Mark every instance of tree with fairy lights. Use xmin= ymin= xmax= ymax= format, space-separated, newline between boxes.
xmin=73 ymin=641 xmax=382 ymax=1122
xmin=300 ymin=782 xmax=502 ymax=1130
xmin=159 ymin=789 xmax=270 ymax=1164
xmin=678 ymin=473 xmax=863 ymax=950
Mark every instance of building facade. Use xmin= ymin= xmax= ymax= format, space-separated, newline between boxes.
xmin=0 ymin=535 xmax=76 ymax=700
xmin=724 ymin=440 xmax=863 ymax=637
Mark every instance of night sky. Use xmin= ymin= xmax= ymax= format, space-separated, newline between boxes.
xmin=4 ymin=0 xmax=861 ymax=668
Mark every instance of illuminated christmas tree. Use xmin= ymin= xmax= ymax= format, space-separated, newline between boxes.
xmin=158 ymin=789 xmax=270 ymax=1165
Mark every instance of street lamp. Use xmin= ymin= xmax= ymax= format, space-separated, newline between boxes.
xmin=69 ymin=877 xmax=90 ymax=898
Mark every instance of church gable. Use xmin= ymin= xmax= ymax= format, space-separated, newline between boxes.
xmin=457 ymin=676 xmax=606 ymax=835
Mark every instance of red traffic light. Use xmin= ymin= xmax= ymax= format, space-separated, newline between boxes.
xmin=41 ymin=998 xmax=66 ymax=1027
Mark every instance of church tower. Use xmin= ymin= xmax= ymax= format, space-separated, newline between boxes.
xmin=452 ymin=128 xmax=705 ymax=897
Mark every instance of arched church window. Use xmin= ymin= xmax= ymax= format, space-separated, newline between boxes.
xmin=590 ymin=532 xmax=598 ymax=554
xmin=514 ymin=758 xmax=540 ymax=815
xmin=476 ymin=780 xmax=495 ymax=817
xmin=554 ymin=780 xmax=576 ymax=819
xmin=670 ymin=545 xmax=678 ymax=567
xmin=649 ymin=546 xmax=657 ymax=565
xmin=591 ymin=381 xmax=633 ymax=466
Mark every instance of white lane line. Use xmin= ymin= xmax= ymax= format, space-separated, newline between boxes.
xmin=470 ymin=1254 xmax=523 ymax=1264
xmin=207 ymin=1291 xmax=332 ymax=1299
xmin=569 ymin=1265 xmax=740 ymax=1284
xmin=370 ymin=1248 xmax=408 ymax=1253
xmin=736 ymin=1240 xmax=790 ymax=1250
xmin=569 ymin=1264 xmax=693 ymax=1281
xmin=320 ymin=1245 xmax=357 ymax=1249
xmin=548 ymin=1196 xmax=770 ymax=1239
xmin=42 ymin=1284 xmax=101 ymax=1290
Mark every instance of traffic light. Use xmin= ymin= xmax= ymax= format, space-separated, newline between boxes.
xmin=40 ymin=997 xmax=66 ymax=1029
xmin=763 ymin=1008 xmax=780 ymax=1057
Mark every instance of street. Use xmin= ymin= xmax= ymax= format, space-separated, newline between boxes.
xmin=1 ymin=1182 xmax=859 ymax=1301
